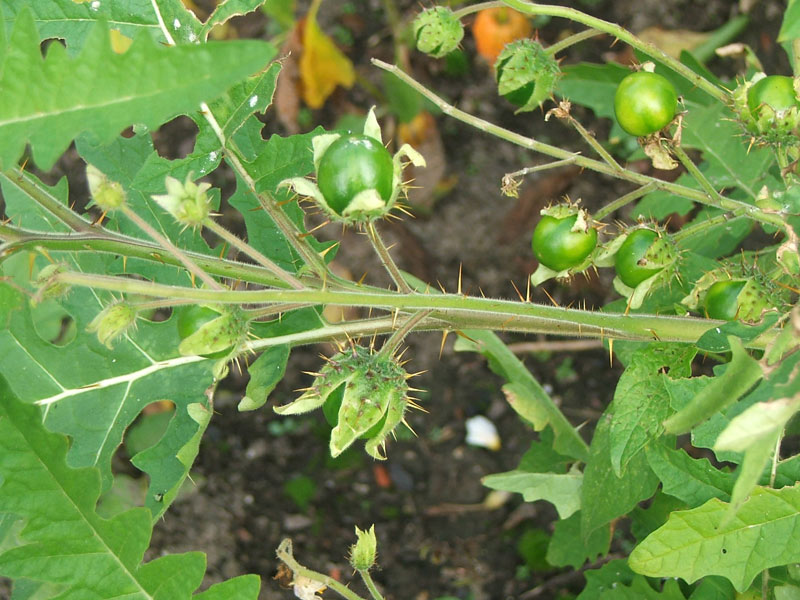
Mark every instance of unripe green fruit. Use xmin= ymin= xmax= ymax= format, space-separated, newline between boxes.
xmin=615 ymin=229 xmax=663 ymax=288
xmin=316 ymin=135 xmax=394 ymax=215
xmin=614 ymin=71 xmax=678 ymax=137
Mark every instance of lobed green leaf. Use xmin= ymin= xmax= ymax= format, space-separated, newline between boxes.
xmin=0 ymin=9 xmax=274 ymax=170
xmin=0 ymin=376 xmax=260 ymax=599
xmin=630 ymin=484 xmax=800 ymax=591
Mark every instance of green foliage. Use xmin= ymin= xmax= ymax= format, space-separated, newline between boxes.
xmin=0 ymin=0 xmax=799 ymax=598
xmin=0 ymin=376 xmax=260 ymax=599
xmin=630 ymin=485 xmax=800 ymax=591
xmin=0 ymin=8 xmax=274 ymax=170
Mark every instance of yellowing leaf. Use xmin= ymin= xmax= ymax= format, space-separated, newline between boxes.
xmin=110 ymin=29 xmax=133 ymax=54
xmin=300 ymin=0 xmax=355 ymax=109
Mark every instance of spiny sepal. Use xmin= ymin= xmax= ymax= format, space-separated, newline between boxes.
xmin=732 ymin=73 xmax=800 ymax=149
xmin=412 ymin=6 xmax=464 ymax=59
xmin=279 ymin=107 xmax=425 ymax=226
xmin=274 ymin=345 xmax=413 ymax=460
xmin=495 ymin=39 xmax=561 ymax=113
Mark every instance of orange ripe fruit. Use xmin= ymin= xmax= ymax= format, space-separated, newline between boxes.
xmin=472 ymin=7 xmax=532 ymax=63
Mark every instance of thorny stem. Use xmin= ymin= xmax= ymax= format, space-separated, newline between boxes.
xmin=545 ymin=28 xmax=604 ymax=57
xmin=366 ymin=222 xmax=413 ymax=293
xmin=53 ymin=270 xmax=775 ymax=348
xmin=276 ymin=539 xmax=366 ymax=600
xmin=379 ymin=309 xmax=433 ymax=357
xmin=671 ymin=143 xmax=729 ymax=208
xmin=563 ymin=112 xmax=623 ymax=172
xmin=0 ymin=223 xmax=302 ymax=289
xmin=1 ymin=169 xmax=95 ymax=233
xmin=119 ymin=205 xmax=223 ymax=290
xmin=359 ymin=570 xmax=385 ymax=600
xmin=593 ymin=183 xmax=656 ymax=221
xmin=455 ymin=1 xmax=728 ymax=103
xmin=371 ymin=59 xmax=788 ymax=233
xmin=202 ymin=217 xmax=305 ymax=289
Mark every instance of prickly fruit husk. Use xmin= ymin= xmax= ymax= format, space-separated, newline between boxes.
xmin=495 ymin=39 xmax=560 ymax=113
xmin=274 ymin=346 xmax=413 ymax=460
xmin=413 ymin=7 xmax=464 ymax=58
xmin=732 ymin=75 xmax=800 ymax=148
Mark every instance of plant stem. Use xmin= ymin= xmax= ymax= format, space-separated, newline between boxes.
xmin=564 ymin=112 xmax=623 ymax=171
xmin=366 ymin=222 xmax=412 ymax=293
xmin=243 ymin=303 xmax=311 ymax=321
xmin=202 ymin=217 xmax=305 ymax=289
xmin=371 ymin=59 xmax=787 ymax=232
xmin=0 ymin=224 xmax=301 ymax=289
xmin=204 ymin=101 xmax=331 ymax=278
xmin=380 ymin=310 xmax=433 ymax=357
xmin=671 ymin=143 xmax=728 ymax=207
xmin=119 ymin=205 xmax=223 ymax=290
xmin=54 ymin=270 xmax=775 ymax=347
xmin=506 ymin=157 xmax=579 ymax=180
xmin=593 ymin=183 xmax=656 ymax=221
xmin=359 ymin=570 xmax=385 ymax=600
xmin=671 ymin=212 xmax=748 ymax=244
xmin=276 ymin=539 xmax=366 ymax=600
xmin=1 ymin=169 xmax=95 ymax=233
xmin=545 ymin=29 xmax=604 ymax=57
xmin=148 ymin=0 xmax=330 ymax=280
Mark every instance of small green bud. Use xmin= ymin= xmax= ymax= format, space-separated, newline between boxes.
xmin=34 ymin=263 xmax=70 ymax=303
xmin=87 ymin=164 xmax=126 ymax=211
xmin=87 ymin=301 xmax=138 ymax=348
xmin=177 ymin=306 xmax=248 ymax=358
xmin=349 ymin=525 xmax=378 ymax=571
xmin=151 ymin=175 xmax=212 ymax=229
xmin=413 ymin=7 xmax=464 ymax=58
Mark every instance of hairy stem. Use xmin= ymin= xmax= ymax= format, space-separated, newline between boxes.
xmin=564 ymin=112 xmax=623 ymax=171
xmin=276 ymin=539 xmax=366 ymax=600
xmin=0 ymin=224 xmax=303 ymax=288
xmin=593 ymin=183 xmax=656 ymax=221
xmin=359 ymin=570 xmax=385 ymax=600
xmin=380 ymin=310 xmax=433 ymax=357
xmin=371 ymin=59 xmax=787 ymax=232
xmin=1 ymin=169 xmax=95 ymax=233
xmin=366 ymin=222 xmax=412 ymax=293
xmin=202 ymin=217 xmax=305 ymax=289
xmin=119 ymin=205 xmax=223 ymax=290
xmin=545 ymin=29 xmax=603 ymax=56
xmin=54 ymin=270 xmax=772 ymax=347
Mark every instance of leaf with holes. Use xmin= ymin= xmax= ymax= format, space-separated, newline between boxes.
xmin=0 ymin=246 xmax=214 ymax=521
xmin=0 ymin=8 xmax=273 ymax=169
xmin=0 ymin=378 xmax=260 ymax=598
xmin=629 ymin=484 xmax=800 ymax=591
